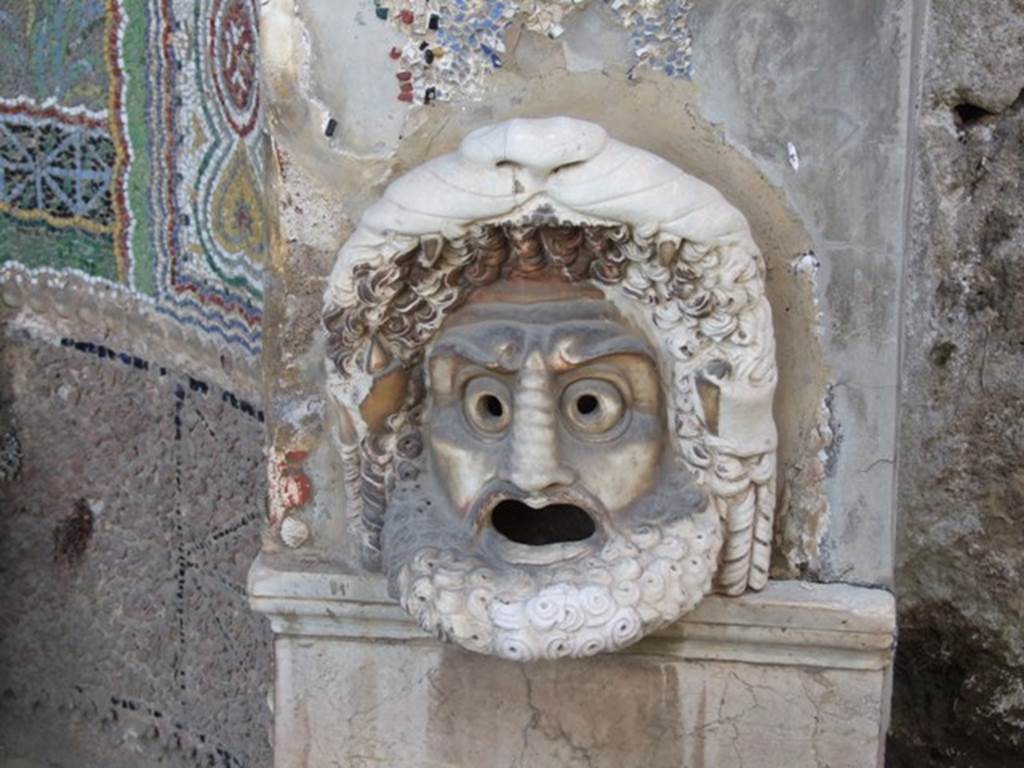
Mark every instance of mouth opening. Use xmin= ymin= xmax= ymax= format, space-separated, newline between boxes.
xmin=491 ymin=500 xmax=596 ymax=546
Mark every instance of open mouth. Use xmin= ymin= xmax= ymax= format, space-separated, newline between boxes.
xmin=490 ymin=499 xmax=597 ymax=546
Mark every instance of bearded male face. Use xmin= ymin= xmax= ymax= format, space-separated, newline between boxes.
xmin=381 ymin=284 xmax=722 ymax=660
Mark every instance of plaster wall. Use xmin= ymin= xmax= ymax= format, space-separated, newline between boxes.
xmin=274 ymin=638 xmax=888 ymax=768
xmin=0 ymin=299 xmax=272 ymax=768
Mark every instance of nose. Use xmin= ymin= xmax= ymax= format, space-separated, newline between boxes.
xmin=509 ymin=352 xmax=576 ymax=493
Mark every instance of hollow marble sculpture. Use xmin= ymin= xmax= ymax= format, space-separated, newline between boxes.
xmin=322 ymin=117 xmax=778 ymax=660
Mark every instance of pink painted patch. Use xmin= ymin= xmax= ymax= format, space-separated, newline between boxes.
xmin=268 ymin=449 xmax=313 ymax=524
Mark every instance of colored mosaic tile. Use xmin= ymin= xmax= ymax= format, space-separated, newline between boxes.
xmin=0 ymin=1 xmax=132 ymax=283
xmin=611 ymin=0 xmax=694 ymax=78
xmin=0 ymin=0 xmax=111 ymax=112
xmin=144 ymin=0 xmax=265 ymax=354
xmin=375 ymin=0 xmax=693 ymax=104
xmin=0 ymin=102 xmax=117 ymax=232
xmin=0 ymin=216 xmax=118 ymax=281
xmin=0 ymin=0 xmax=265 ymax=358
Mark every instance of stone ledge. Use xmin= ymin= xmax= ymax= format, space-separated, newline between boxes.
xmin=248 ymin=554 xmax=896 ymax=670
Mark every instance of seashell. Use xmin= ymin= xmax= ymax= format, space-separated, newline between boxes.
xmin=279 ymin=516 xmax=310 ymax=548
xmin=466 ymin=587 xmax=493 ymax=622
xmin=601 ymin=538 xmax=639 ymax=562
xmin=411 ymin=547 xmax=441 ymax=573
xmin=543 ymin=633 xmax=574 ymax=659
xmin=683 ymin=556 xmax=708 ymax=577
xmin=652 ymin=536 xmax=688 ymax=561
xmin=628 ymin=524 xmax=662 ymax=549
xmin=467 ymin=568 xmax=496 ymax=588
xmin=497 ymin=572 xmax=538 ymax=601
xmin=612 ymin=579 xmax=641 ymax=608
xmin=637 ymin=603 xmax=662 ymax=624
xmin=433 ymin=589 xmax=465 ymax=619
xmin=491 ymin=599 xmax=526 ymax=631
xmin=450 ymin=614 xmax=492 ymax=653
xmin=410 ymin=577 xmax=435 ymax=606
xmin=639 ymin=568 xmax=667 ymax=603
xmin=613 ymin=558 xmax=642 ymax=582
xmin=432 ymin=566 xmax=468 ymax=590
xmin=557 ymin=601 xmax=586 ymax=633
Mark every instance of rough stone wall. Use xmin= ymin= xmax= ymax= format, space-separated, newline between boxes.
xmin=890 ymin=0 xmax=1024 ymax=765
xmin=0 ymin=328 xmax=271 ymax=767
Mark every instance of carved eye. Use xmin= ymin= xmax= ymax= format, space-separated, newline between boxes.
xmin=561 ymin=379 xmax=625 ymax=435
xmin=464 ymin=377 xmax=512 ymax=435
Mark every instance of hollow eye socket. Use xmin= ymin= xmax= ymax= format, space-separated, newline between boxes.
xmin=464 ymin=377 xmax=512 ymax=435
xmin=562 ymin=378 xmax=625 ymax=435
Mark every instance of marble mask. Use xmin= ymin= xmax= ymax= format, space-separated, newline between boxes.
xmin=379 ymin=289 xmax=721 ymax=659
xmin=322 ymin=117 xmax=778 ymax=660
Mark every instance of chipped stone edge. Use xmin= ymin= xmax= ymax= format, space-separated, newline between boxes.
xmin=248 ymin=555 xmax=895 ymax=671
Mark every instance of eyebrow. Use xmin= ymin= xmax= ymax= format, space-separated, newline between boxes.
xmin=428 ymin=320 xmax=655 ymax=370
xmin=428 ymin=323 xmax=524 ymax=371
xmin=549 ymin=323 xmax=655 ymax=368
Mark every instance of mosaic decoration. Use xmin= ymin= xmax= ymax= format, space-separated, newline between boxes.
xmin=0 ymin=0 xmax=265 ymax=356
xmin=0 ymin=1 xmax=131 ymax=282
xmin=0 ymin=102 xmax=124 ymax=281
xmin=0 ymin=103 xmax=117 ymax=231
xmin=378 ymin=0 xmax=694 ymax=104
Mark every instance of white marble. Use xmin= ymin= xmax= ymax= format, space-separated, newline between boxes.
xmin=318 ymin=117 xmax=781 ymax=659
xmin=251 ymin=557 xmax=895 ymax=767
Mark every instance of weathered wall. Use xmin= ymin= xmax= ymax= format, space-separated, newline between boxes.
xmin=890 ymin=0 xmax=1024 ymax=765
xmin=1 ymin=0 xmax=1021 ymax=766
xmin=0 ymin=1 xmax=271 ymax=766
xmin=0 ymin=320 xmax=271 ymax=767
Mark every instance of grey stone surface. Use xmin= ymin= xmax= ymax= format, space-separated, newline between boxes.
xmin=690 ymin=0 xmax=915 ymax=585
xmin=272 ymin=637 xmax=889 ymax=768
xmin=0 ymin=329 xmax=272 ymax=768
xmin=891 ymin=0 xmax=1024 ymax=765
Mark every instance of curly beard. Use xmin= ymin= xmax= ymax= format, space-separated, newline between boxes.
xmin=382 ymin=470 xmax=722 ymax=661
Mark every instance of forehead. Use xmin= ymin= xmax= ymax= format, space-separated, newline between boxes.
xmin=429 ymin=299 xmax=654 ymax=370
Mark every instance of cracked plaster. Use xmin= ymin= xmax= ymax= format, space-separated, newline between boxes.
xmin=271 ymin=637 xmax=887 ymax=768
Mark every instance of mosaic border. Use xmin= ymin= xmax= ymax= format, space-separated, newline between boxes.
xmin=0 ymin=262 xmax=260 ymax=401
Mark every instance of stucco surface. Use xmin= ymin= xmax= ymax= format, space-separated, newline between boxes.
xmin=0 ymin=328 xmax=271 ymax=768
xmin=273 ymin=637 xmax=888 ymax=768
xmin=691 ymin=0 xmax=914 ymax=584
xmin=890 ymin=1 xmax=1024 ymax=765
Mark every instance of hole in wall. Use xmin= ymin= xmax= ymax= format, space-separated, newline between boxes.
xmin=953 ymin=102 xmax=994 ymax=127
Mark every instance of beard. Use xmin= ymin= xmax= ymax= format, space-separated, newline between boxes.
xmin=381 ymin=465 xmax=722 ymax=661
